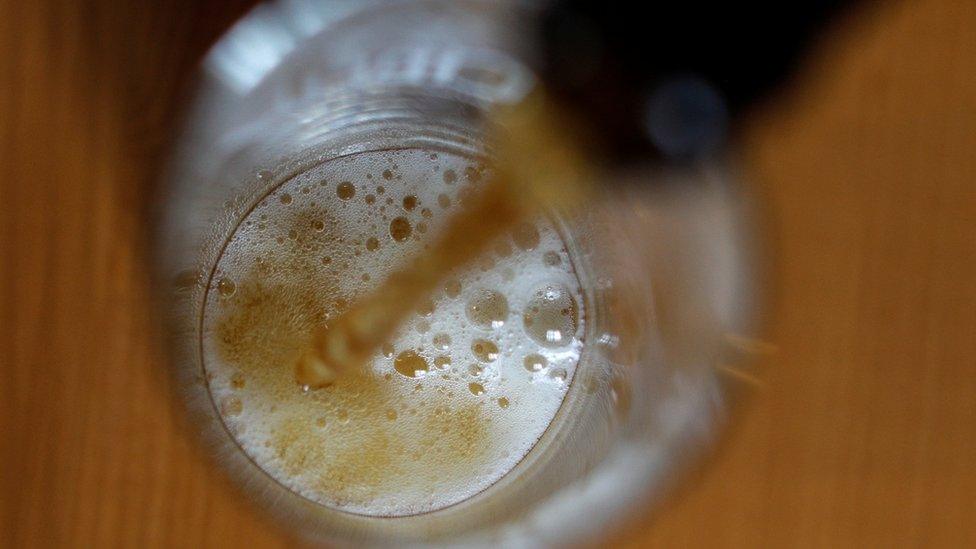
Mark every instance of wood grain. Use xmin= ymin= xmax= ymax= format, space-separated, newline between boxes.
xmin=2 ymin=0 xmax=975 ymax=547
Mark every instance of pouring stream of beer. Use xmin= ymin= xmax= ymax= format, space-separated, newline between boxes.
xmin=295 ymin=92 xmax=591 ymax=388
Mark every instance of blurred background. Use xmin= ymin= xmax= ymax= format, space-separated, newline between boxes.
xmin=1 ymin=0 xmax=975 ymax=547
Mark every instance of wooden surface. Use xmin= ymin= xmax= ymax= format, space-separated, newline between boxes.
xmin=2 ymin=0 xmax=975 ymax=546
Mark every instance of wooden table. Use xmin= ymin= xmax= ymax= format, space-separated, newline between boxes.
xmin=2 ymin=1 xmax=975 ymax=546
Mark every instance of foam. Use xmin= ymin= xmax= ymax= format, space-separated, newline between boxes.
xmin=200 ymin=148 xmax=584 ymax=516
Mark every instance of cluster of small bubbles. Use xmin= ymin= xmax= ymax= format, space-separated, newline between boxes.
xmin=471 ymin=339 xmax=499 ymax=363
xmin=389 ymin=217 xmax=412 ymax=241
xmin=465 ymin=288 xmax=509 ymax=329
xmin=394 ymin=350 xmax=429 ymax=378
xmin=217 ymin=276 xmax=236 ymax=297
xmin=336 ymin=181 xmax=355 ymax=199
xmin=432 ymin=333 xmax=451 ymax=350
xmin=202 ymin=147 xmax=587 ymax=518
xmin=522 ymin=283 xmax=579 ymax=348
xmin=512 ymin=222 xmax=540 ymax=251
xmin=523 ymin=354 xmax=547 ymax=372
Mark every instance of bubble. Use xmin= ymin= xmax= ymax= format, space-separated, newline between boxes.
xmin=434 ymin=355 xmax=452 ymax=370
xmin=437 ymin=193 xmax=452 ymax=208
xmin=523 ymin=283 xmax=578 ymax=348
xmin=394 ymin=350 xmax=429 ymax=378
xmin=280 ymin=193 xmax=293 ymax=205
xmin=411 ymin=298 xmax=434 ymax=318
xmin=464 ymin=166 xmax=482 ymax=182
xmin=432 ymin=333 xmax=451 ymax=350
xmin=173 ymin=269 xmax=200 ymax=291
xmin=444 ymin=278 xmax=462 ymax=298
xmin=230 ymin=372 xmax=246 ymax=389
xmin=365 ymin=194 xmax=376 ymax=205
xmin=497 ymin=397 xmax=510 ymax=409
xmin=366 ymin=237 xmax=380 ymax=251
xmin=385 ymin=408 xmax=398 ymax=421
xmin=512 ymin=222 xmax=540 ymax=250
xmin=421 ymin=208 xmax=433 ymax=219
xmin=494 ymin=241 xmax=513 ymax=258
xmin=457 ymin=186 xmax=474 ymax=205
xmin=403 ymin=195 xmax=418 ymax=211
xmin=382 ymin=169 xmax=393 ymax=180
xmin=416 ymin=222 xmax=428 ymax=234
xmin=467 ymin=364 xmax=484 ymax=376
xmin=443 ymin=169 xmax=457 ymax=184
xmin=471 ymin=339 xmax=499 ymax=363
xmin=390 ymin=217 xmax=412 ymax=242
xmin=312 ymin=219 xmax=325 ymax=232
xmin=337 ymin=409 xmax=350 ymax=424
xmin=416 ymin=320 xmax=430 ymax=334
xmin=336 ymin=182 xmax=355 ymax=200
xmin=217 ymin=277 xmax=236 ymax=297
xmin=466 ymin=288 xmax=509 ymax=329
xmin=543 ymin=251 xmax=561 ymax=266
xmin=468 ymin=382 xmax=485 ymax=396
xmin=523 ymin=354 xmax=547 ymax=372
xmin=316 ymin=417 xmax=327 ymax=427
xmin=220 ymin=396 xmax=242 ymax=417
xmin=377 ymin=186 xmax=386 ymax=194
xmin=321 ymin=256 xmax=332 ymax=264
xmin=549 ymin=368 xmax=567 ymax=383
xmin=288 ymin=229 xmax=298 ymax=240
xmin=382 ymin=343 xmax=395 ymax=358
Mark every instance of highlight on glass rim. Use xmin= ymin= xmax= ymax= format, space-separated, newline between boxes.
xmin=5 ymin=0 xmax=976 ymax=547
